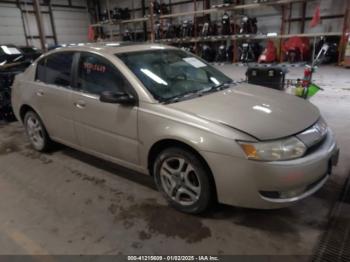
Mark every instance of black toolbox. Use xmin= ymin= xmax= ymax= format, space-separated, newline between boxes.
xmin=246 ymin=66 xmax=287 ymax=90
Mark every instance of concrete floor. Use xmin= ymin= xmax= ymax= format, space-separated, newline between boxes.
xmin=0 ymin=65 xmax=349 ymax=256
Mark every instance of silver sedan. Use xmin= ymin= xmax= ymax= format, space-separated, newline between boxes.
xmin=11 ymin=43 xmax=339 ymax=213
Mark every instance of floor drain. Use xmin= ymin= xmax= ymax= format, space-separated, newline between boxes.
xmin=312 ymin=175 xmax=350 ymax=262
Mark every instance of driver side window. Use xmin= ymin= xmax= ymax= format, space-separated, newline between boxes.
xmin=77 ymin=53 xmax=128 ymax=95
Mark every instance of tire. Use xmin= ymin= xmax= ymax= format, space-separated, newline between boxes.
xmin=24 ymin=111 xmax=52 ymax=152
xmin=153 ymin=147 xmax=214 ymax=214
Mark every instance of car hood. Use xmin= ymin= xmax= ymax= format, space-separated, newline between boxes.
xmin=168 ymin=83 xmax=320 ymax=140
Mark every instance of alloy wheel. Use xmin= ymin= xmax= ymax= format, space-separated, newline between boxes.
xmin=26 ymin=115 xmax=45 ymax=149
xmin=160 ymin=157 xmax=201 ymax=206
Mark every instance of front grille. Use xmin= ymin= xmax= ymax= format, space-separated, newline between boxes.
xmin=297 ymin=118 xmax=328 ymax=148
xmin=296 ymin=118 xmax=329 ymax=157
xmin=305 ymin=134 xmax=327 ymax=156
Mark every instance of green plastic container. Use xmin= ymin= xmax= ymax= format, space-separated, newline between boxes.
xmin=306 ymin=83 xmax=322 ymax=98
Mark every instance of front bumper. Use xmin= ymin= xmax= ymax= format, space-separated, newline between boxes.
xmin=202 ymin=128 xmax=339 ymax=209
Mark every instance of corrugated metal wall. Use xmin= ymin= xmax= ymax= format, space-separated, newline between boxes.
xmin=0 ymin=4 xmax=27 ymax=45
xmin=53 ymin=9 xmax=90 ymax=44
xmin=0 ymin=0 xmax=90 ymax=48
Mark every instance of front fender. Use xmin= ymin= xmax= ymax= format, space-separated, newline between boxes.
xmin=137 ymin=103 xmax=254 ymax=170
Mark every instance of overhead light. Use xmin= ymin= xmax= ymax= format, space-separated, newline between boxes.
xmin=141 ymin=68 xmax=168 ymax=86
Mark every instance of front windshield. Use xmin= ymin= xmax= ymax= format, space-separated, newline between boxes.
xmin=116 ymin=49 xmax=232 ymax=102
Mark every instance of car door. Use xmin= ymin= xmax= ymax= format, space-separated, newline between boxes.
xmin=34 ymin=51 xmax=77 ymax=145
xmin=71 ymin=52 xmax=139 ymax=165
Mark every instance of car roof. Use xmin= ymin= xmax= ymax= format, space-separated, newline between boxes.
xmin=51 ymin=42 xmax=177 ymax=55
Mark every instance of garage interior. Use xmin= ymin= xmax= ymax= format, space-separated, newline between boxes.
xmin=0 ymin=0 xmax=350 ymax=260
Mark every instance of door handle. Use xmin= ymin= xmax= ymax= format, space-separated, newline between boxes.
xmin=36 ymin=90 xmax=44 ymax=96
xmin=74 ymin=100 xmax=86 ymax=109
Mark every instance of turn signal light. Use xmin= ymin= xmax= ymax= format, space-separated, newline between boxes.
xmin=240 ymin=144 xmax=258 ymax=159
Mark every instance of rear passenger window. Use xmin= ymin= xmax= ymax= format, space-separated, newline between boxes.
xmin=36 ymin=52 xmax=74 ymax=87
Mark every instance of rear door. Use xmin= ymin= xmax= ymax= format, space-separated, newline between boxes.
xmin=35 ymin=52 xmax=77 ymax=145
xmin=71 ymin=52 xmax=139 ymax=165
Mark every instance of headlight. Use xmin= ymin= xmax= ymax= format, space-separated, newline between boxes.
xmin=238 ymin=137 xmax=307 ymax=161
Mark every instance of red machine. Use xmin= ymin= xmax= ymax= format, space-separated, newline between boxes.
xmin=283 ymin=37 xmax=310 ymax=63
xmin=258 ymin=40 xmax=277 ymax=63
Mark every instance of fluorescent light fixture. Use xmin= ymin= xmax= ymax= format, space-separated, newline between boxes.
xmin=253 ymin=105 xmax=272 ymax=114
xmin=141 ymin=68 xmax=168 ymax=86
xmin=0 ymin=60 xmax=7 ymax=66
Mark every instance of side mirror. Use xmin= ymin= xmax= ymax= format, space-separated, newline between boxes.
xmin=100 ymin=91 xmax=136 ymax=105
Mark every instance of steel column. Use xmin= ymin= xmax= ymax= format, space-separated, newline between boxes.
xmin=300 ymin=1 xmax=306 ymax=33
xmin=48 ymin=0 xmax=58 ymax=45
xmin=339 ymin=1 xmax=350 ymax=64
xmin=149 ymin=0 xmax=155 ymax=42
xmin=33 ymin=0 xmax=47 ymax=51
xmin=279 ymin=5 xmax=286 ymax=62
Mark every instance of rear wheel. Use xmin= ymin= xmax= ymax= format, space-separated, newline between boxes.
xmin=153 ymin=147 xmax=213 ymax=214
xmin=24 ymin=111 xmax=51 ymax=152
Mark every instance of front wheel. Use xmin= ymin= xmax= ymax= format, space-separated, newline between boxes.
xmin=24 ymin=111 xmax=51 ymax=152
xmin=153 ymin=147 xmax=214 ymax=214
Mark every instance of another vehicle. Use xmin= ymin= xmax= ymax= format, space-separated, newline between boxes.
xmin=0 ymin=44 xmax=27 ymax=65
xmin=17 ymin=46 xmax=42 ymax=63
xmin=11 ymin=43 xmax=339 ymax=214
xmin=0 ymin=45 xmax=32 ymax=121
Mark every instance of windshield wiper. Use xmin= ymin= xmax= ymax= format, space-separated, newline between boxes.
xmin=208 ymin=80 xmax=234 ymax=92
xmin=162 ymin=89 xmax=206 ymax=104
xmin=162 ymin=80 xmax=234 ymax=104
